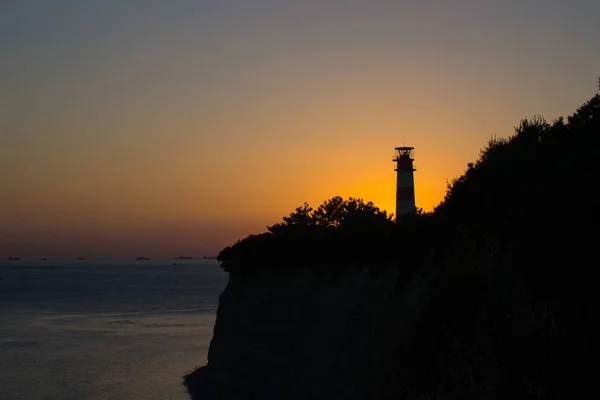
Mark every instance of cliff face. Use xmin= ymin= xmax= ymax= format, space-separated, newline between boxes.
xmin=184 ymin=96 xmax=600 ymax=399
xmin=184 ymin=264 xmax=437 ymax=400
xmin=185 ymin=238 xmax=598 ymax=399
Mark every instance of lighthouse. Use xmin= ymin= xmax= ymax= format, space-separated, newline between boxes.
xmin=393 ymin=146 xmax=416 ymax=218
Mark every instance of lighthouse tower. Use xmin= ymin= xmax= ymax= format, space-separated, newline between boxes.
xmin=393 ymin=146 xmax=416 ymax=218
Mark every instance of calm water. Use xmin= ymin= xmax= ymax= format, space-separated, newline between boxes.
xmin=0 ymin=259 xmax=228 ymax=400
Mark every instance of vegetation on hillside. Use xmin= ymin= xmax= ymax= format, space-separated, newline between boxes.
xmin=384 ymin=95 xmax=600 ymax=399
xmin=219 ymin=95 xmax=599 ymax=272
xmin=217 ymin=196 xmax=432 ymax=271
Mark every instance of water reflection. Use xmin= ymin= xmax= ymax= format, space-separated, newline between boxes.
xmin=0 ymin=260 xmax=227 ymax=400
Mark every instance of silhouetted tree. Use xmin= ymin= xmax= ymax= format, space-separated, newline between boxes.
xmin=267 ymin=202 xmax=314 ymax=235
xmin=218 ymin=196 xmax=400 ymax=268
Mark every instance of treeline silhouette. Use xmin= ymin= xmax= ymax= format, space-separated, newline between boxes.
xmin=384 ymin=95 xmax=600 ymax=399
xmin=217 ymin=196 xmax=433 ymax=273
xmin=216 ymin=95 xmax=600 ymax=398
xmin=219 ymin=95 xmax=599 ymax=278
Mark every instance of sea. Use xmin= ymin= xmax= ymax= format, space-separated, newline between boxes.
xmin=0 ymin=258 xmax=229 ymax=400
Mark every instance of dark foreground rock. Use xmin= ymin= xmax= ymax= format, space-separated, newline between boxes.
xmin=184 ymin=264 xmax=436 ymax=400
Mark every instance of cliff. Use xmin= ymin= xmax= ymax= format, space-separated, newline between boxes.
xmin=184 ymin=95 xmax=600 ymax=399
xmin=184 ymin=264 xmax=438 ymax=400
xmin=186 ymin=231 xmax=597 ymax=399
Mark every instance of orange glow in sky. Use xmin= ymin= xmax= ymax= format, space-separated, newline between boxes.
xmin=2 ymin=1 xmax=599 ymax=257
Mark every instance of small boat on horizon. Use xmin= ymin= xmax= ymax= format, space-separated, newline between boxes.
xmin=202 ymin=256 xmax=218 ymax=260
xmin=178 ymin=256 xmax=192 ymax=260
xmin=7 ymin=256 xmax=19 ymax=261
xmin=77 ymin=257 xmax=85 ymax=261
xmin=136 ymin=256 xmax=151 ymax=260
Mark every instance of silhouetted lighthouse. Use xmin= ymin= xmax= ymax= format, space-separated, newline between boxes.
xmin=393 ymin=146 xmax=416 ymax=218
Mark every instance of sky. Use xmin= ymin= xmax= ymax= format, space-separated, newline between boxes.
xmin=1 ymin=0 xmax=599 ymax=258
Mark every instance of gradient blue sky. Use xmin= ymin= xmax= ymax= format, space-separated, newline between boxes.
xmin=1 ymin=0 xmax=599 ymax=257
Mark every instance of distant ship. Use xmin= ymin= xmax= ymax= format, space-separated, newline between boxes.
xmin=7 ymin=256 xmax=19 ymax=261
xmin=178 ymin=256 xmax=192 ymax=260
xmin=41 ymin=257 xmax=46 ymax=261
xmin=136 ymin=256 xmax=151 ymax=260
xmin=77 ymin=257 xmax=85 ymax=261
xmin=203 ymin=256 xmax=218 ymax=260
